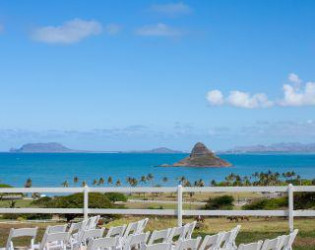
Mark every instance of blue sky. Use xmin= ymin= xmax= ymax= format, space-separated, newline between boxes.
xmin=0 ymin=0 xmax=315 ymax=151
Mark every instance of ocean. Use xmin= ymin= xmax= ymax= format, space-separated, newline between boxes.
xmin=1 ymin=153 xmax=315 ymax=187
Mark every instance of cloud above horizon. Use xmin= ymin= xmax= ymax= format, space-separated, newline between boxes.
xmin=135 ymin=23 xmax=184 ymax=37
xmin=150 ymin=2 xmax=192 ymax=17
xmin=31 ymin=19 xmax=103 ymax=44
xmin=206 ymin=73 xmax=315 ymax=108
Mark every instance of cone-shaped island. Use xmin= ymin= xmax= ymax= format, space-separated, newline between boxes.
xmin=172 ymin=142 xmax=231 ymax=167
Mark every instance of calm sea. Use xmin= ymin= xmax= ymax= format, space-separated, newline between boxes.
xmin=0 ymin=153 xmax=315 ymax=187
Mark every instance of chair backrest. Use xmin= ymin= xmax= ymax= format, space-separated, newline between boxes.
xmin=142 ymin=243 xmax=173 ymax=250
xmin=148 ymin=229 xmax=172 ymax=245
xmin=69 ymin=220 xmax=88 ymax=234
xmin=46 ymin=224 xmax=67 ymax=234
xmin=87 ymin=236 xmax=119 ymax=250
xmin=184 ymin=222 xmax=196 ymax=240
xmin=39 ymin=232 xmax=69 ymax=250
xmin=123 ymin=221 xmax=140 ymax=238
xmin=238 ymin=241 xmax=263 ymax=250
xmin=136 ymin=218 xmax=149 ymax=234
xmin=106 ymin=225 xmax=127 ymax=238
xmin=124 ymin=232 xmax=150 ymax=250
xmin=79 ymin=228 xmax=105 ymax=245
xmin=86 ymin=215 xmax=101 ymax=230
xmin=168 ymin=226 xmax=187 ymax=243
xmin=221 ymin=225 xmax=241 ymax=249
xmin=176 ymin=237 xmax=201 ymax=250
xmin=261 ymin=237 xmax=282 ymax=250
xmin=278 ymin=229 xmax=298 ymax=250
xmin=199 ymin=232 xmax=225 ymax=250
xmin=6 ymin=227 xmax=38 ymax=250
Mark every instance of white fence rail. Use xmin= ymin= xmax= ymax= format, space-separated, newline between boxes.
xmin=1 ymin=184 xmax=315 ymax=232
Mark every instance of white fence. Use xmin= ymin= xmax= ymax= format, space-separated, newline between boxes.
xmin=1 ymin=184 xmax=315 ymax=232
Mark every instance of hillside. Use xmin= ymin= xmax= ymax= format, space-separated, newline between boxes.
xmin=10 ymin=143 xmax=78 ymax=153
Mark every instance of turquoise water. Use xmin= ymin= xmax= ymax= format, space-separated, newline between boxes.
xmin=1 ymin=153 xmax=315 ymax=187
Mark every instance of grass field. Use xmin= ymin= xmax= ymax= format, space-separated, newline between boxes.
xmin=0 ymin=216 xmax=313 ymax=249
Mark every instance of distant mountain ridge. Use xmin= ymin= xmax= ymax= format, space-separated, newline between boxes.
xmin=224 ymin=142 xmax=315 ymax=153
xmin=127 ymin=147 xmax=184 ymax=154
xmin=10 ymin=143 xmax=80 ymax=153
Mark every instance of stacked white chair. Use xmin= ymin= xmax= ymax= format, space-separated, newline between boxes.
xmin=45 ymin=225 xmax=67 ymax=234
xmin=147 ymin=229 xmax=172 ymax=245
xmin=199 ymin=232 xmax=225 ymax=250
xmin=237 ymin=241 xmax=263 ymax=250
xmin=68 ymin=220 xmax=88 ymax=249
xmin=175 ymin=237 xmax=202 ymax=250
xmin=5 ymin=227 xmax=38 ymax=250
xmin=168 ymin=226 xmax=188 ymax=244
xmin=86 ymin=215 xmax=101 ymax=230
xmin=278 ymin=229 xmax=298 ymax=250
xmin=106 ymin=225 xmax=127 ymax=238
xmin=38 ymin=232 xmax=69 ymax=250
xmin=184 ymin=222 xmax=197 ymax=240
xmin=136 ymin=218 xmax=149 ymax=234
xmin=219 ymin=225 xmax=241 ymax=250
xmin=124 ymin=232 xmax=150 ymax=250
xmin=261 ymin=237 xmax=282 ymax=250
xmin=87 ymin=236 xmax=120 ymax=250
xmin=77 ymin=228 xmax=105 ymax=248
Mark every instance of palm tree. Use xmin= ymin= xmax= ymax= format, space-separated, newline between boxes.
xmin=140 ymin=176 xmax=147 ymax=186
xmin=24 ymin=178 xmax=32 ymax=188
xmin=116 ymin=179 xmax=121 ymax=187
xmin=82 ymin=181 xmax=87 ymax=187
xmin=108 ymin=177 xmax=113 ymax=185
xmin=162 ymin=177 xmax=168 ymax=183
xmin=73 ymin=176 xmax=79 ymax=185
xmin=98 ymin=177 xmax=105 ymax=185
xmin=92 ymin=179 xmax=98 ymax=186
xmin=62 ymin=180 xmax=69 ymax=187
xmin=210 ymin=179 xmax=217 ymax=186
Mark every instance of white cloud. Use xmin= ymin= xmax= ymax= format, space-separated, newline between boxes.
xmin=135 ymin=23 xmax=183 ymax=37
xmin=207 ymin=73 xmax=315 ymax=108
xmin=150 ymin=2 xmax=192 ymax=16
xmin=288 ymin=73 xmax=302 ymax=85
xmin=105 ymin=23 xmax=121 ymax=35
xmin=206 ymin=90 xmax=224 ymax=105
xmin=31 ymin=18 xmax=102 ymax=44
xmin=280 ymin=81 xmax=315 ymax=106
xmin=206 ymin=90 xmax=273 ymax=108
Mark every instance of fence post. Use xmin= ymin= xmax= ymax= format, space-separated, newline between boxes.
xmin=288 ymin=183 xmax=294 ymax=232
xmin=84 ymin=185 xmax=89 ymax=220
xmin=177 ymin=185 xmax=183 ymax=226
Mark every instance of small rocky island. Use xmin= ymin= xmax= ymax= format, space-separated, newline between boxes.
xmin=172 ymin=142 xmax=231 ymax=167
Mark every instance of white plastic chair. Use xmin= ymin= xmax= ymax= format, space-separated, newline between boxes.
xmin=87 ymin=236 xmax=120 ymax=250
xmin=86 ymin=215 xmax=101 ymax=230
xmin=199 ymin=232 xmax=225 ymax=250
xmin=106 ymin=225 xmax=127 ymax=238
xmin=261 ymin=237 xmax=282 ymax=250
xmin=123 ymin=221 xmax=140 ymax=238
xmin=220 ymin=225 xmax=241 ymax=250
xmin=148 ymin=229 xmax=172 ymax=245
xmin=184 ymin=222 xmax=196 ymax=240
xmin=278 ymin=229 xmax=298 ymax=250
xmin=77 ymin=228 xmax=105 ymax=247
xmin=176 ymin=237 xmax=201 ymax=250
xmin=45 ymin=225 xmax=67 ymax=234
xmin=5 ymin=227 xmax=38 ymax=250
xmin=141 ymin=243 xmax=172 ymax=250
xmin=39 ymin=232 xmax=69 ymax=250
xmin=167 ymin=226 xmax=187 ymax=243
xmin=136 ymin=218 xmax=149 ymax=234
xmin=237 ymin=241 xmax=263 ymax=250
xmin=124 ymin=232 xmax=150 ymax=250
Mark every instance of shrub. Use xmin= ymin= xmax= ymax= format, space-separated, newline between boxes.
xmin=243 ymin=197 xmax=287 ymax=210
xmin=205 ymin=195 xmax=234 ymax=210
xmin=104 ymin=193 xmax=127 ymax=202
